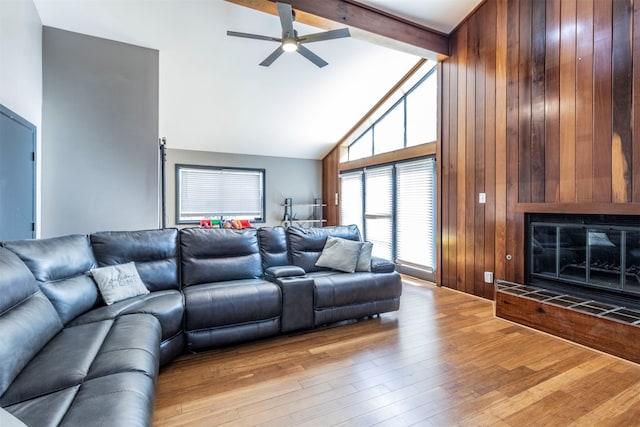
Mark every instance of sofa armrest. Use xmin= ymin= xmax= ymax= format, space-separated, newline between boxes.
xmin=264 ymin=265 xmax=306 ymax=280
xmin=370 ymin=257 xmax=396 ymax=274
xmin=273 ymin=276 xmax=314 ymax=332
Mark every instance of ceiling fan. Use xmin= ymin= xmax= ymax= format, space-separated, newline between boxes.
xmin=227 ymin=2 xmax=351 ymax=68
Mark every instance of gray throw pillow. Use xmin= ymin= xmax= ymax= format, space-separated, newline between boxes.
xmin=315 ymin=236 xmax=363 ymax=273
xmin=356 ymin=241 xmax=373 ymax=272
xmin=0 ymin=408 xmax=27 ymax=427
xmin=90 ymin=262 xmax=149 ymax=305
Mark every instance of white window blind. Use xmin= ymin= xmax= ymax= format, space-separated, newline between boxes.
xmin=340 ymin=171 xmax=364 ymax=233
xmin=365 ymin=166 xmax=393 ymax=260
xmin=177 ymin=166 xmax=264 ymax=223
xmin=396 ymin=158 xmax=436 ymax=270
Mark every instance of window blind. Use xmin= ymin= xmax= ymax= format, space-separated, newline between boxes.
xmin=396 ymin=158 xmax=436 ymax=270
xmin=364 ymin=165 xmax=393 ymax=260
xmin=177 ymin=166 xmax=264 ymax=223
xmin=340 ymin=171 xmax=364 ymax=233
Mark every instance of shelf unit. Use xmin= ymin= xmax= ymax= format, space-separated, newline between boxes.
xmin=282 ymin=198 xmax=327 ymax=227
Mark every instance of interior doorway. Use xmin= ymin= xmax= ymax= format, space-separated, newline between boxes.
xmin=0 ymin=105 xmax=36 ymax=241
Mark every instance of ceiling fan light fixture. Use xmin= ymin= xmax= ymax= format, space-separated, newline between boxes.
xmin=282 ymin=38 xmax=298 ymax=52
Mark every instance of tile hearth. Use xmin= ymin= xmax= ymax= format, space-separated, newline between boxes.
xmin=496 ymin=280 xmax=640 ymax=326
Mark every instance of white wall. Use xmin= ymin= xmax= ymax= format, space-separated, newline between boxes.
xmin=0 ymin=0 xmax=43 ymax=235
xmin=166 ymin=149 xmax=322 ymax=227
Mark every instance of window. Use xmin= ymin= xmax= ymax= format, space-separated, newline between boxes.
xmin=396 ymin=158 xmax=436 ymax=269
xmin=176 ymin=165 xmax=265 ymax=223
xmin=346 ymin=61 xmax=438 ymax=161
xmin=364 ymin=166 xmax=393 ymax=260
xmin=348 ymin=129 xmax=373 ymax=161
xmin=340 ymin=156 xmax=436 ymax=280
xmin=373 ymin=102 xmax=405 ymax=155
xmin=340 ymin=171 xmax=364 ymax=233
xmin=406 ymin=71 xmax=437 ymax=147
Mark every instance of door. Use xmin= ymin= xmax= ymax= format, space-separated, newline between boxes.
xmin=0 ymin=105 xmax=36 ymax=241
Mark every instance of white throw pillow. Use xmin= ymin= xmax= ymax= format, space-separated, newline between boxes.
xmin=356 ymin=241 xmax=373 ymax=272
xmin=90 ymin=262 xmax=149 ymax=305
xmin=315 ymin=236 xmax=363 ymax=273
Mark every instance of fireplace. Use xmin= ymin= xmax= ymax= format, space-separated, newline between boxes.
xmin=526 ymin=213 xmax=640 ymax=309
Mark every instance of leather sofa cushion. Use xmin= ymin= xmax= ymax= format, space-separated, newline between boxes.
xmin=287 ymin=225 xmax=362 ymax=273
xmin=310 ymin=271 xmax=403 ymax=309
xmin=68 ymin=290 xmax=184 ymax=342
xmin=4 ymin=235 xmax=99 ymax=324
xmin=1 ymin=314 xmax=160 ymax=407
xmin=183 ymin=279 xmax=281 ymax=330
xmin=6 ymin=372 xmax=156 ymax=427
xmin=0 ymin=247 xmax=63 ymax=397
xmin=258 ymin=226 xmax=289 ymax=270
xmin=90 ymin=229 xmax=180 ymax=291
xmin=180 ymin=228 xmax=262 ymax=286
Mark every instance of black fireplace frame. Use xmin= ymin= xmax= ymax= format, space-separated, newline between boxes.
xmin=526 ymin=213 xmax=640 ymax=309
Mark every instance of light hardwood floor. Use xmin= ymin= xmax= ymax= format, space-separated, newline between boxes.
xmin=154 ymin=281 xmax=640 ymax=426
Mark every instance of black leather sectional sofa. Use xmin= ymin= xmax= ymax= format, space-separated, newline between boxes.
xmin=0 ymin=225 xmax=402 ymax=426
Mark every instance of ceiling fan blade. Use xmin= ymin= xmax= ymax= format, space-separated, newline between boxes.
xmin=227 ymin=30 xmax=281 ymax=43
xmin=259 ymin=46 xmax=285 ymax=67
xmin=297 ymin=44 xmax=328 ymax=68
xmin=298 ymin=28 xmax=351 ymax=44
xmin=277 ymin=2 xmax=295 ymax=37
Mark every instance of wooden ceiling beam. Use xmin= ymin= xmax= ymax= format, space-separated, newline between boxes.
xmin=225 ymin=0 xmax=450 ymax=60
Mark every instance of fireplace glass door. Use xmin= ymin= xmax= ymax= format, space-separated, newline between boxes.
xmin=531 ymin=221 xmax=640 ymax=295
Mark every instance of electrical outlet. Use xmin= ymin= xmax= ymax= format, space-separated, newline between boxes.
xmin=484 ymin=271 xmax=493 ymax=283
xmin=479 ymin=193 xmax=486 ymax=204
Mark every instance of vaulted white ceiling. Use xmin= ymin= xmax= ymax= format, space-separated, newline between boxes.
xmin=32 ymin=0 xmax=481 ymax=159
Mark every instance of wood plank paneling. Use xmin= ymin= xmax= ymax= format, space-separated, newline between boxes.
xmin=517 ymin=0 xmax=532 ymax=204
xmin=439 ymin=0 xmax=640 ymax=298
xmin=558 ymin=0 xmax=577 ymax=202
xmin=494 ymin=0 xmax=508 ymax=284
xmin=456 ymin=23 xmax=468 ymax=293
xmin=505 ymin=0 xmax=521 ymax=283
xmin=322 ymin=147 xmax=340 ymax=226
xmin=483 ymin=0 xmax=497 ymax=300
xmin=612 ymin=0 xmax=633 ymax=203
xmin=592 ymin=0 xmax=613 ymax=202
xmin=575 ymin=0 xmax=594 ymax=202
xmin=544 ymin=0 xmax=561 ymax=203
xmin=466 ymin=11 xmax=478 ymax=296
xmin=530 ymin=0 xmax=546 ymax=202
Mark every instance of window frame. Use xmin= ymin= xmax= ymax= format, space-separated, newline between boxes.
xmin=175 ymin=164 xmax=266 ymax=224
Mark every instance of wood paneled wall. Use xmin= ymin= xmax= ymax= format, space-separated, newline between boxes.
xmin=441 ymin=0 xmax=640 ymax=299
xmin=322 ymin=147 xmax=340 ymax=226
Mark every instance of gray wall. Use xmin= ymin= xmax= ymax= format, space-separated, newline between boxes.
xmin=166 ymin=149 xmax=322 ymax=227
xmin=42 ymin=27 xmax=159 ymax=236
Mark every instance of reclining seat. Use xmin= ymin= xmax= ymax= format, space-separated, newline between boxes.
xmin=287 ymin=225 xmax=403 ymax=326
xmin=78 ymin=228 xmax=185 ymax=366
xmin=180 ymin=227 xmax=281 ymax=352
xmin=0 ymin=241 xmax=161 ymax=427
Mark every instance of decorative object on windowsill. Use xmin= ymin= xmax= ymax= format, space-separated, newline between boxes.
xmin=201 ymin=218 xmax=251 ymax=229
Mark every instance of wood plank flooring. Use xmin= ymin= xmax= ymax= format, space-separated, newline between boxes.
xmin=153 ymin=281 xmax=640 ymax=426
